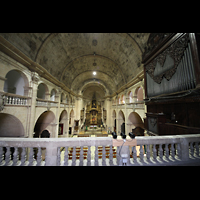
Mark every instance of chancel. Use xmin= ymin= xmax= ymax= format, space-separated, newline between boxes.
xmin=0 ymin=33 xmax=200 ymax=166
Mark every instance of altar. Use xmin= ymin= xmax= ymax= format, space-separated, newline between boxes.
xmin=84 ymin=93 xmax=103 ymax=127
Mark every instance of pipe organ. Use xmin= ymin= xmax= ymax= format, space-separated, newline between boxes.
xmin=142 ymin=33 xmax=200 ymax=135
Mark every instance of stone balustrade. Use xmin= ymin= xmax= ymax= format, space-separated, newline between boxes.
xmin=112 ymin=101 xmax=145 ymax=109
xmin=36 ymin=98 xmax=58 ymax=107
xmin=0 ymin=134 xmax=200 ymax=166
xmin=3 ymin=94 xmax=30 ymax=106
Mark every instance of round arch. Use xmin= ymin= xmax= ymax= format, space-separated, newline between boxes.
xmin=60 ymin=93 xmax=65 ymax=103
xmin=127 ymin=112 xmax=144 ymax=133
xmin=112 ymin=110 xmax=116 ymax=132
xmin=59 ymin=110 xmax=68 ymax=136
xmin=128 ymin=91 xmax=133 ymax=103
xmin=135 ymin=86 xmax=144 ymax=102
xmin=34 ymin=111 xmax=56 ymax=138
xmin=37 ymin=83 xmax=49 ymax=99
xmin=69 ymin=109 xmax=74 ymax=126
xmin=118 ymin=110 xmax=125 ymax=134
xmin=0 ymin=113 xmax=25 ymax=137
xmin=3 ymin=69 xmax=29 ymax=96
xmin=50 ymin=88 xmax=57 ymax=101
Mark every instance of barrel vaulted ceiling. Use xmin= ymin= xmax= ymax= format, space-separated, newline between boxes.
xmin=0 ymin=33 xmax=150 ymax=100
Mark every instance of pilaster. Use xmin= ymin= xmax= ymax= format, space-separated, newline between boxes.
xmin=0 ymin=76 xmax=7 ymax=93
xmin=54 ymin=87 xmax=61 ymax=138
xmin=28 ymin=72 xmax=39 ymax=138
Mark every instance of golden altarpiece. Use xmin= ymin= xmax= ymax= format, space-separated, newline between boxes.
xmin=84 ymin=93 xmax=102 ymax=126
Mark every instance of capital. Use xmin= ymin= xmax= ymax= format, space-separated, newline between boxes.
xmin=31 ymin=72 xmax=40 ymax=84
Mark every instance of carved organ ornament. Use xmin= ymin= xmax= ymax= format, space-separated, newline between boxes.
xmin=145 ymin=34 xmax=189 ymax=84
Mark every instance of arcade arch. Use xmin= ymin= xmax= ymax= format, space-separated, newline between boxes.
xmin=37 ymin=83 xmax=49 ymax=99
xmin=127 ymin=112 xmax=144 ymax=133
xmin=59 ymin=110 xmax=68 ymax=136
xmin=0 ymin=113 xmax=25 ymax=137
xmin=118 ymin=110 xmax=125 ymax=134
xmin=112 ymin=110 xmax=116 ymax=132
xmin=3 ymin=69 xmax=29 ymax=96
xmin=128 ymin=91 xmax=133 ymax=103
xmin=50 ymin=89 xmax=57 ymax=101
xmin=135 ymin=86 xmax=143 ymax=102
xmin=33 ymin=111 xmax=56 ymax=138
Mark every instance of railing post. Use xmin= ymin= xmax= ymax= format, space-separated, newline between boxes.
xmin=45 ymin=145 xmax=58 ymax=166
xmin=180 ymin=138 xmax=189 ymax=161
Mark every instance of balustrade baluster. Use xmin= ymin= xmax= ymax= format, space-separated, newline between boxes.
xmin=164 ymin=143 xmax=169 ymax=160
xmin=146 ymin=145 xmax=150 ymax=162
xmin=28 ymin=147 xmax=34 ymax=166
xmin=195 ymin=142 xmax=199 ymax=157
xmin=95 ymin=146 xmax=98 ymax=166
xmin=79 ymin=146 xmax=83 ymax=166
xmin=0 ymin=147 xmax=4 ymax=165
xmin=12 ymin=97 xmax=15 ymax=105
xmin=64 ymin=147 xmax=68 ymax=166
xmin=36 ymin=148 xmax=42 ymax=166
xmin=5 ymin=147 xmax=11 ymax=166
xmin=72 ymin=146 xmax=76 ymax=166
xmin=132 ymin=146 xmax=137 ymax=164
xmin=57 ymin=147 xmax=61 ymax=166
xmin=109 ymin=145 xmax=113 ymax=166
xmin=170 ymin=143 xmax=175 ymax=160
xmin=139 ymin=145 xmax=144 ymax=163
xmin=20 ymin=147 xmax=26 ymax=166
xmin=159 ymin=144 xmax=163 ymax=161
xmin=190 ymin=142 xmax=194 ymax=158
xmin=102 ymin=145 xmax=106 ymax=166
xmin=153 ymin=144 xmax=157 ymax=161
xmin=176 ymin=143 xmax=181 ymax=160
xmin=12 ymin=147 xmax=19 ymax=166
xmin=9 ymin=96 xmax=12 ymax=104
xmin=4 ymin=96 xmax=8 ymax=105
xmin=87 ymin=146 xmax=91 ymax=166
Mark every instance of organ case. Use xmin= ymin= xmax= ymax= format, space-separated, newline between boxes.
xmin=142 ymin=33 xmax=200 ymax=135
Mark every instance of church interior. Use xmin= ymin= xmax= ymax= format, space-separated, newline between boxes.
xmin=0 ymin=33 xmax=200 ymax=166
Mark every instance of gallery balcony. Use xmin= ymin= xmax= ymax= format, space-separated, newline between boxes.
xmin=1 ymin=134 xmax=200 ymax=166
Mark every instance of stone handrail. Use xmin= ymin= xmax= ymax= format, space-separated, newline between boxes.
xmin=0 ymin=134 xmax=200 ymax=166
